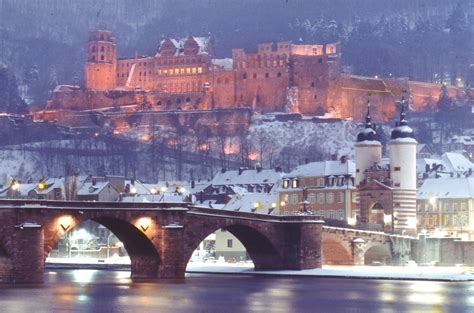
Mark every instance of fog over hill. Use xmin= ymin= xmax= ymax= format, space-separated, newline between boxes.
xmin=0 ymin=0 xmax=472 ymax=106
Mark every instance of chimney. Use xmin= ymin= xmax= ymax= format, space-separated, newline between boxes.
xmin=275 ymin=166 xmax=282 ymax=172
xmin=92 ymin=179 xmax=96 ymax=186
xmin=255 ymin=163 xmax=262 ymax=173
xmin=191 ymin=180 xmax=195 ymax=189
xmin=305 ymin=158 xmax=310 ymax=164
xmin=221 ymin=168 xmax=226 ymax=173
xmin=340 ymin=155 xmax=347 ymax=164
xmin=425 ymin=164 xmax=430 ymax=173
xmin=238 ymin=167 xmax=246 ymax=175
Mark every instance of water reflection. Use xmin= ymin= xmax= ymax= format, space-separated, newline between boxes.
xmin=0 ymin=270 xmax=472 ymax=313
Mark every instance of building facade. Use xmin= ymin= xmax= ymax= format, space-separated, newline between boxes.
xmin=278 ymin=157 xmax=357 ymax=222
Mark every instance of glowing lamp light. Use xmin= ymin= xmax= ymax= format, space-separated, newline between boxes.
xmin=383 ymin=214 xmax=392 ymax=224
xmin=130 ymin=186 xmax=137 ymax=194
xmin=429 ymin=196 xmax=436 ymax=205
xmin=160 ymin=186 xmax=167 ymax=193
xmin=407 ymin=217 xmax=417 ymax=229
xmin=150 ymin=188 xmax=157 ymax=194
xmin=280 ymin=201 xmax=286 ymax=207
xmin=38 ymin=180 xmax=46 ymax=190
xmin=253 ymin=202 xmax=260 ymax=209
xmin=11 ymin=180 xmax=20 ymax=191
xmin=271 ymin=202 xmax=277 ymax=208
xmin=138 ymin=217 xmax=151 ymax=232
xmin=58 ymin=215 xmax=73 ymax=231
xmin=347 ymin=217 xmax=356 ymax=226
xmin=180 ymin=187 xmax=186 ymax=193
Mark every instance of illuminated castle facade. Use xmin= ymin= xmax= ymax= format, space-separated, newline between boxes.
xmin=45 ymin=30 xmax=459 ymax=122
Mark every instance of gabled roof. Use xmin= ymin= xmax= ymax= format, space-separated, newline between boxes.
xmin=77 ymin=181 xmax=110 ymax=195
xmin=441 ymin=152 xmax=474 ymax=173
xmin=212 ymin=169 xmax=283 ymax=186
xmin=417 ymin=177 xmax=474 ymax=199
xmin=283 ymin=160 xmax=355 ymax=179
xmin=33 ymin=178 xmax=64 ymax=195
xmin=157 ymin=36 xmax=212 ymax=56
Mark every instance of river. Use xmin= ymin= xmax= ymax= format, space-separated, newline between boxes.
xmin=0 ymin=269 xmax=473 ymax=312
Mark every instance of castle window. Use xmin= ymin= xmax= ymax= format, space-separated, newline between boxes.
xmin=314 ymin=95 xmax=317 ymax=100
xmin=279 ymin=60 xmax=284 ymax=66
xmin=243 ymin=73 xmax=247 ymax=79
xmin=139 ymin=72 xmax=142 ymax=76
xmin=192 ymin=67 xmax=196 ymax=74
xmin=186 ymin=68 xmax=191 ymax=74
xmin=167 ymin=100 xmax=172 ymax=105
xmin=312 ymin=47 xmax=317 ymax=55
xmin=394 ymin=167 xmax=401 ymax=171
xmin=186 ymin=97 xmax=191 ymax=103
xmin=91 ymin=46 xmax=96 ymax=52
xmin=100 ymin=55 xmax=104 ymax=61
xmin=197 ymin=67 xmax=203 ymax=74
xmin=277 ymin=72 xmax=281 ymax=77
xmin=311 ymin=82 xmax=315 ymax=87
xmin=157 ymin=101 xmax=162 ymax=106
xmin=265 ymin=73 xmax=269 ymax=78
xmin=177 ymin=99 xmax=181 ymax=104
xmin=253 ymin=73 xmax=257 ymax=79
xmin=121 ymin=73 xmax=124 ymax=77
xmin=180 ymin=68 xmax=185 ymax=74
xmin=100 ymin=34 xmax=104 ymax=40
xmin=92 ymin=55 xmax=95 ymax=61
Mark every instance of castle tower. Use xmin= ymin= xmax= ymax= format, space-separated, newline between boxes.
xmin=389 ymin=101 xmax=417 ymax=235
xmin=84 ymin=30 xmax=117 ymax=90
xmin=355 ymin=102 xmax=382 ymax=187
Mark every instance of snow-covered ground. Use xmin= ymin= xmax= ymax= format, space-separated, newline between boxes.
xmin=187 ymin=262 xmax=474 ymax=282
xmin=46 ymin=258 xmax=474 ymax=282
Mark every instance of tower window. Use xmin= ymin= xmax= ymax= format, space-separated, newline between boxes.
xmin=243 ymin=73 xmax=247 ymax=79
xmin=253 ymin=73 xmax=257 ymax=79
xmin=394 ymin=167 xmax=401 ymax=171
xmin=265 ymin=73 xmax=269 ymax=78
xmin=100 ymin=46 xmax=104 ymax=52
xmin=100 ymin=55 xmax=104 ymax=61
xmin=157 ymin=101 xmax=162 ymax=106
xmin=277 ymin=72 xmax=281 ymax=77
xmin=91 ymin=46 xmax=96 ymax=52
xmin=91 ymin=55 xmax=95 ymax=61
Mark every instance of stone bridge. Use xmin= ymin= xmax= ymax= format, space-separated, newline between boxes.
xmin=321 ymin=226 xmax=414 ymax=265
xmin=0 ymin=199 xmax=416 ymax=284
xmin=0 ymin=200 xmax=323 ymax=283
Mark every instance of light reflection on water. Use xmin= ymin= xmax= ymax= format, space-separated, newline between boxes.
xmin=0 ymin=270 xmax=472 ymax=313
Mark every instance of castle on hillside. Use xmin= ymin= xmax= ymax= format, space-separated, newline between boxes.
xmin=45 ymin=30 xmax=458 ymax=121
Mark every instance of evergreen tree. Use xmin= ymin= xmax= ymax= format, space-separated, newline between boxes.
xmin=0 ymin=67 xmax=28 ymax=113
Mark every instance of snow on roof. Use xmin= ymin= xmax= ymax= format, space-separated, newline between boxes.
xmin=158 ymin=36 xmax=211 ymax=56
xmin=211 ymin=169 xmax=283 ymax=186
xmin=34 ymin=178 xmax=65 ymax=195
xmin=283 ymin=160 xmax=355 ymax=179
xmin=416 ymin=158 xmax=446 ymax=173
xmin=441 ymin=152 xmax=474 ymax=173
xmin=77 ymin=181 xmax=109 ymax=195
xmin=221 ymin=192 xmax=278 ymax=215
xmin=121 ymin=193 xmax=185 ymax=203
xmin=417 ymin=177 xmax=474 ymax=199
xmin=450 ymin=135 xmax=474 ymax=145
xmin=125 ymin=179 xmax=150 ymax=194
xmin=212 ymin=58 xmax=233 ymax=69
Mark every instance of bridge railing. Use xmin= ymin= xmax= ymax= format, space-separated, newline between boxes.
xmin=0 ymin=199 xmax=190 ymax=210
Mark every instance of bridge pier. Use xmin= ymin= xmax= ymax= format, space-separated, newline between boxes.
xmin=131 ymin=256 xmax=160 ymax=280
xmin=351 ymin=238 xmax=366 ymax=265
xmin=158 ymin=225 xmax=186 ymax=279
xmin=281 ymin=220 xmax=324 ymax=270
xmin=11 ymin=223 xmax=45 ymax=283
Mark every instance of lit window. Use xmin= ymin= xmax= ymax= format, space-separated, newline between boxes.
xmin=227 ymin=239 xmax=233 ymax=248
xmin=197 ymin=67 xmax=203 ymax=73
xmin=292 ymin=179 xmax=299 ymax=188
xmin=283 ymin=180 xmax=289 ymax=189
xmin=192 ymin=67 xmax=197 ymax=74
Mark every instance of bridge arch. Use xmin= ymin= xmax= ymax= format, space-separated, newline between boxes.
xmin=322 ymin=239 xmax=352 ymax=265
xmin=363 ymin=243 xmax=392 ymax=265
xmin=185 ymin=223 xmax=284 ymax=271
xmin=44 ymin=212 xmax=161 ymax=279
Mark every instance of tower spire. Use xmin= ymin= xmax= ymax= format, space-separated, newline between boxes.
xmin=399 ymin=97 xmax=407 ymax=126
xmin=365 ymin=100 xmax=372 ymax=128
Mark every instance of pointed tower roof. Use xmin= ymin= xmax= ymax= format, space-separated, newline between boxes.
xmin=390 ymin=98 xmax=416 ymax=141
xmin=357 ymin=101 xmax=379 ymax=143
